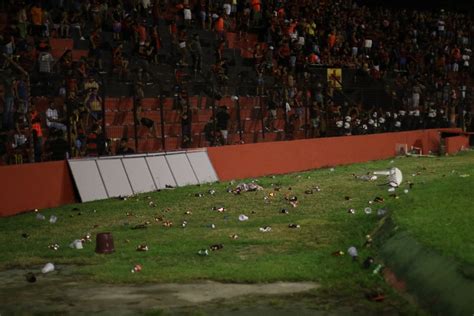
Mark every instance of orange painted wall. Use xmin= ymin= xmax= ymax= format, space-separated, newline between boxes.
xmin=445 ymin=135 xmax=469 ymax=154
xmin=208 ymin=129 xmax=443 ymax=181
xmin=0 ymin=161 xmax=77 ymax=217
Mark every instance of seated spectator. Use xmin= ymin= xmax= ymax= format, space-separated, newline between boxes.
xmin=46 ymin=102 xmax=67 ymax=132
xmin=216 ymin=106 xmax=230 ymax=145
xmin=116 ymin=138 xmax=135 ymax=155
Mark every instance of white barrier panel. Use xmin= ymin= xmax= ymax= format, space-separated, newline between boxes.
xmin=69 ymin=149 xmax=218 ymax=202
xmin=122 ymin=157 xmax=157 ymax=193
xmin=68 ymin=160 xmax=108 ymax=202
xmin=146 ymin=155 xmax=177 ymax=189
xmin=187 ymin=151 xmax=218 ymax=183
xmin=166 ymin=152 xmax=199 ymax=186
xmin=97 ymin=158 xmax=133 ymax=198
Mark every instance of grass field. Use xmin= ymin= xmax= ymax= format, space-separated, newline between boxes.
xmin=0 ymin=151 xmax=472 ymax=313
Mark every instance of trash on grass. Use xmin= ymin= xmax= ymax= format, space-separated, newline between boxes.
xmin=198 ymin=249 xmax=209 ymax=256
xmin=259 ymin=226 xmax=272 ymax=232
xmin=288 ymin=224 xmax=301 ymax=229
xmin=348 ymin=246 xmax=358 ymax=259
xmin=210 ymin=244 xmax=223 ymax=251
xmin=377 ymin=208 xmax=387 ymax=217
xmin=238 ymin=214 xmax=249 ymax=221
xmin=36 ymin=213 xmax=46 ymax=220
xmin=362 ymin=257 xmax=375 ymax=269
xmin=372 ymin=264 xmax=383 ymax=275
xmin=136 ymin=244 xmax=149 ymax=252
xmin=48 ymin=243 xmax=60 ymax=250
xmin=364 ymin=207 xmax=372 ymax=214
xmin=348 ymin=208 xmax=356 ymax=214
xmin=281 ymin=208 xmax=289 ymax=214
xmin=332 ymin=250 xmax=344 ymax=256
xmin=41 ymin=263 xmax=55 ymax=274
xmin=229 ymin=234 xmax=239 ymax=239
xmin=69 ymin=239 xmax=83 ymax=249
xmin=49 ymin=215 xmax=58 ymax=224
xmin=131 ymin=264 xmax=142 ymax=273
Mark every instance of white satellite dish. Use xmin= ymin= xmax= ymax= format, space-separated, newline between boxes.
xmin=373 ymin=167 xmax=403 ymax=187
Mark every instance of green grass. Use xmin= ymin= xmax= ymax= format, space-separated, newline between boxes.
xmin=0 ymin=151 xmax=472 ymax=308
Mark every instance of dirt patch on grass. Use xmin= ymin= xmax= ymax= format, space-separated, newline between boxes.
xmin=0 ymin=265 xmax=320 ymax=314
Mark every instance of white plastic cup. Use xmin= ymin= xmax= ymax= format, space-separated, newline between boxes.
xmin=364 ymin=207 xmax=372 ymax=214
xmin=41 ymin=262 xmax=55 ymax=274
xmin=348 ymin=246 xmax=358 ymax=258
xmin=49 ymin=215 xmax=58 ymax=224
xmin=238 ymin=214 xmax=249 ymax=221
xmin=70 ymin=239 xmax=83 ymax=249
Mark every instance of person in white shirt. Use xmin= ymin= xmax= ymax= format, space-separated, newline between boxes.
xmin=46 ymin=102 xmax=67 ymax=132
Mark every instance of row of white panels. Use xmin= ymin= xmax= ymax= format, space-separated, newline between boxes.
xmin=68 ymin=151 xmax=218 ymax=202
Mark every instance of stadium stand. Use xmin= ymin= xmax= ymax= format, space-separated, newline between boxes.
xmin=0 ymin=0 xmax=472 ymax=165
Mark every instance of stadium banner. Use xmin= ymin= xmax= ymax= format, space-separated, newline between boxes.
xmin=327 ymin=68 xmax=342 ymax=89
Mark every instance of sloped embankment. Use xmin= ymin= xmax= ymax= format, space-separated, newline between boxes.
xmin=376 ymin=217 xmax=474 ymax=316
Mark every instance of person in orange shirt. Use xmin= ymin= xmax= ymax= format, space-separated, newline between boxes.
xmin=214 ymin=15 xmax=225 ymax=40
xmin=30 ymin=2 xmax=44 ymax=37
xmin=328 ymin=31 xmax=336 ymax=50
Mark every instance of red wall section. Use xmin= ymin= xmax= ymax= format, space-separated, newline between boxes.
xmin=445 ymin=136 xmax=469 ymax=154
xmin=0 ymin=161 xmax=77 ymax=217
xmin=208 ymin=130 xmax=443 ymax=181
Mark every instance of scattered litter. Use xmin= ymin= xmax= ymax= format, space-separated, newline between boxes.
xmin=332 ymin=250 xmax=344 ymax=256
xmin=195 ymin=193 xmax=204 ymax=197
xmin=234 ymin=182 xmax=264 ymax=193
xmin=345 ymin=196 xmax=351 ymax=201
xmin=373 ymin=196 xmax=384 ymax=203
xmin=36 ymin=213 xmax=46 ymax=221
xmin=119 ymin=196 xmax=128 ymax=201
xmin=49 ymin=215 xmax=58 ymax=224
xmin=364 ymin=235 xmax=373 ymax=247
xmin=81 ymin=233 xmax=92 ymax=243
xmin=347 ymin=246 xmax=358 ymax=260
xmin=184 ymin=210 xmax=192 ymax=215
xmin=165 ymin=184 xmax=175 ymax=189
xmin=48 ymin=243 xmax=60 ymax=251
xmin=281 ymin=208 xmax=289 ymax=214
xmin=229 ymin=234 xmax=239 ymax=239
xmin=348 ymin=208 xmax=356 ymax=214
xmin=198 ymin=249 xmax=209 ymax=256
xmin=148 ymin=201 xmax=156 ymax=207
xmin=208 ymin=223 xmax=216 ymax=229
xmin=25 ymin=272 xmax=36 ymax=283
xmin=162 ymin=220 xmax=173 ymax=227
xmin=388 ymin=187 xmax=396 ymax=192
xmin=259 ymin=226 xmax=272 ymax=232
xmin=459 ymin=174 xmax=470 ymax=178
xmin=69 ymin=240 xmax=83 ymax=249
xmin=238 ymin=214 xmax=249 ymax=221
xmin=354 ymin=174 xmax=378 ymax=181
xmin=377 ymin=208 xmax=388 ymax=217
xmin=210 ymin=244 xmax=223 ymax=251
xmin=305 ymin=189 xmax=314 ymax=194
xmin=212 ymin=206 xmax=226 ymax=212
xmin=404 ymin=189 xmax=409 ymax=194
xmin=364 ymin=207 xmax=372 ymax=214
xmin=372 ymin=264 xmax=383 ymax=275
xmin=41 ymin=263 xmax=55 ymax=274
xmin=136 ymin=244 xmax=149 ymax=252
xmin=288 ymin=224 xmax=301 ymax=229
xmin=182 ymin=220 xmax=188 ymax=228
xmin=208 ymin=189 xmax=216 ymax=195
xmin=330 ymin=168 xmax=335 ymax=172
xmin=362 ymin=257 xmax=375 ymax=269
xmin=131 ymin=264 xmax=142 ymax=273
xmin=126 ymin=212 xmax=135 ymax=217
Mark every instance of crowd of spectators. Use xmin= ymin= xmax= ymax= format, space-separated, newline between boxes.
xmin=0 ymin=0 xmax=473 ymax=165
